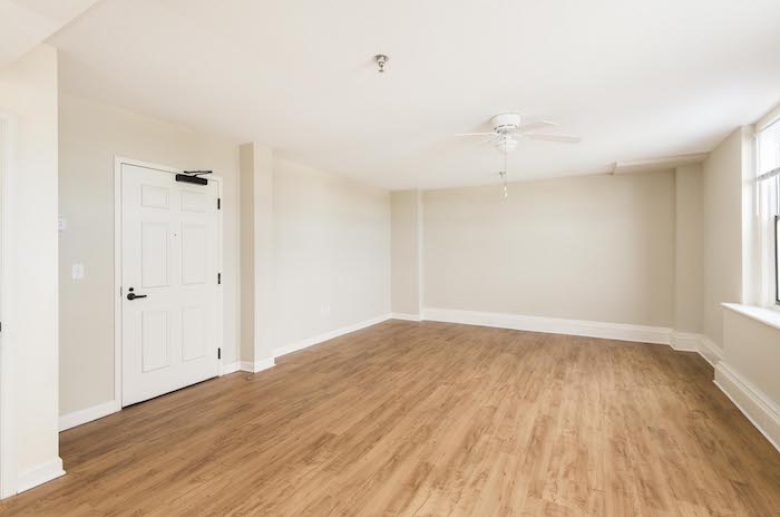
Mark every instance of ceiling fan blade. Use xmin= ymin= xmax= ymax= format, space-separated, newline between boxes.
xmin=525 ymin=133 xmax=582 ymax=143
xmin=516 ymin=120 xmax=558 ymax=133
xmin=454 ymin=132 xmax=496 ymax=137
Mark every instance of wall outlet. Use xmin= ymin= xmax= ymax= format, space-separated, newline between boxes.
xmin=58 ymin=217 xmax=67 ymax=232
xmin=71 ymin=263 xmax=85 ymax=280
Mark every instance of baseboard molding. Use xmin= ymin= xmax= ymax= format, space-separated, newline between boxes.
xmin=235 ymin=359 xmax=276 ymax=373
xmin=665 ymin=332 xmax=722 ymax=368
xmin=58 ymin=359 xmax=275 ymax=435
xmin=413 ymin=310 xmax=780 ymax=453
xmin=421 ymin=308 xmax=727 ymax=369
xmin=423 ymin=307 xmax=673 ymax=345
xmin=390 ymin=313 xmax=422 ymax=322
xmin=221 ymin=361 xmax=241 ymax=375
xmin=697 ymin=335 xmax=723 ymax=367
xmin=251 ymin=358 xmax=276 ymax=373
xmin=59 ymin=400 xmax=121 ymax=432
xmin=715 ymin=362 xmax=780 ymax=453
xmin=15 ymin=457 xmax=65 ymax=495
xmin=272 ymin=313 xmax=392 ymax=358
xmin=670 ymin=332 xmax=700 ymax=352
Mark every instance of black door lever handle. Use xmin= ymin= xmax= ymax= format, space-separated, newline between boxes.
xmin=127 ymin=292 xmax=148 ymax=301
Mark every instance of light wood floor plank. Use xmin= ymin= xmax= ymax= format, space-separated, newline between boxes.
xmin=1 ymin=321 xmax=779 ymax=516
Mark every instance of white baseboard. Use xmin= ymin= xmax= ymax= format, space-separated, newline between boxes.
xmin=59 ymin=359 xmax=277 ymax=435
xmin=423 ymin=307 xmax=673 ymax=345
xmin=251 ymin=358 xmax=276 ymax=373
xmin=715 ymin=362 xmax=780 ymax=453
xmin=667 ymin=332 xmax=722 ymax=367
xmin=272 ymin=314 xmax=392 ymax=358
xmin=15 ymin=457 xmax=65 ymax=495
xmin=670 ymin=332 xmax=700 ymax=352
xmin=221 ymin=361 xmax=241 ymax=375
xmin=59 ymin=400 xmax=121 ymax=432
xmin=390 ymin=313 xmax=422 ymax=322
xmin=421 ymin=308 xmax=726 ymax=370
xmin=414 ymin=310 xmax=780 ymax=454
xmin=235 ymin=359 xmax=276 ymax=373
xmin=697 ymin=335 xmax=723 ymax=367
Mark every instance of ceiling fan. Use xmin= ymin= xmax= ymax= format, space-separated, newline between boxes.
xmin=455 ymin=113 xmax=581 ymax=199
xmin=456 ymin=113 xmax=581 ymax=153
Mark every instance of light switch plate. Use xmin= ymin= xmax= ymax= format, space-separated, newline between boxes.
xmin=72 ymin=263 xmax=84 ymax=280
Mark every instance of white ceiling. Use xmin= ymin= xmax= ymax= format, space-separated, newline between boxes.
xmin=0 ymin=0 xmax=101 ymax=68
xmin=48 ymin=0 xmax=780 ymax=189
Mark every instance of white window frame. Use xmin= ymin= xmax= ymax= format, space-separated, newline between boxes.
xmin=0 ymin=113 xmax=18 ymax=498
xmin=755 ymin=119 xmax=780 ymax=311
xmin=775 ymin=214 xmax=780 ymax=306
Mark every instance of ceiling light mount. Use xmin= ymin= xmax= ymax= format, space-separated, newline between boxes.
xmin=374 ymin=54 xmax=389 ymax=74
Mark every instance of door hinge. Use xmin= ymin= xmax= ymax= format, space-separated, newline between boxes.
xmin=218 ymin=273 xmax=222 ymax=285
xmin=218 ymin=348 xmax=222 ymax=360
xmin=217 ymin=198 xmax=221 ymax=210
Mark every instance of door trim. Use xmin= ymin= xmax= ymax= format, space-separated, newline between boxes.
xmin=0 ymin=113 xmax=18 ymax=498
xmin=114 ymin=157 xmax=225 ymax=408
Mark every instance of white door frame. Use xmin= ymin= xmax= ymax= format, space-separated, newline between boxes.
xmin=0 ymin=113 xmax=18 ymax=498
xmin=114 ymin=157 xmax=225 ymax=408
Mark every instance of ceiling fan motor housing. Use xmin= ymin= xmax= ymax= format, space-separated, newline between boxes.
xmin=490 ymin=113 xmax=521 ymax=133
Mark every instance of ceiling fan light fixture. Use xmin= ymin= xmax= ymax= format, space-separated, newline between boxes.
xmin=496 ymin=136 xmax=518 ymax=153
xmin=455 ymin=112 xmax=581 ymax=200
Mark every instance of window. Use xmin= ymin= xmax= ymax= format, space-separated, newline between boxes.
xmin=776 ymin=215 xmax=780 ymax=303
xmin=756 ymin=120 xmax=780 ymax=306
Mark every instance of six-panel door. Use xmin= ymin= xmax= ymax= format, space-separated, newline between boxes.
xmin=121 ymin=164 xmax=220 ymax=406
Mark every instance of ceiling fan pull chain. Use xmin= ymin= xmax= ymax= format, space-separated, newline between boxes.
xmin=502 ymin=151 xmax=509 ymax=200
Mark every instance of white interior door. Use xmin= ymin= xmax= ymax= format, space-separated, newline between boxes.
xmin=121 ymin=164 xmax=220 ymax=406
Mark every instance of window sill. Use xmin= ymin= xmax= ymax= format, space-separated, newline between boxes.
xmin=722 ymin=303 xmax=780 ymax=332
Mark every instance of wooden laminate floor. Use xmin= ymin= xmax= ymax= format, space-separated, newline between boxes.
xmin=2 ymin=321 xmax=779 ymax=517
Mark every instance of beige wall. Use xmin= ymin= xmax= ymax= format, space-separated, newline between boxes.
xmin=390 ymin=190 xmax=421 ymax=316
xmin=718 ymin=307 xmax=780 ymax=447
xmin=58 ymin=94 xmax=241 ymax=415
xmin=253 ymin=146 xmax=275 ymax=361
xmin=702 ymin=122 xmax=780 ymax=449
xmin=674 ymin=165 xmax=704 ymax=332
xmin=239 ymin=142 xmax=274 ymax=363
xmin=701 ymin=128 xmax=750 ymax=347
xmin=722 ymin=309 xmax=780 ymax=405
xmin=239 ymin=144 xmax=255 ymax=363
xmin=0 ymin=45 xmax=61 ymax=493
xmin=423 ymin=172 xmax=676 ymax=326
xmin=59 ymin=95 xmax=393 ymax=413
xmin=272 ymin=157 xmax=390 ymax=349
